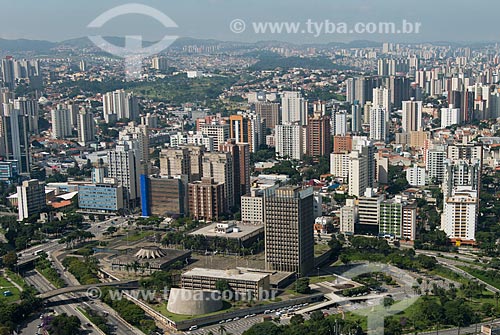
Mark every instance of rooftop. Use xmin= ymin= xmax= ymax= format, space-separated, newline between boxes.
xmin=182 ymin=267 xmax=269 ymax=282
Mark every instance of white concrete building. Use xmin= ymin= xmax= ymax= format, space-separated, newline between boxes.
xmin=275 ymin=123 xmax=303 ymax=160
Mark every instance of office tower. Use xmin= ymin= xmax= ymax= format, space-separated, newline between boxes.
xmin=347 ymin=76 xmax=382 ymax=106
xmin=306 ymin=113 xmax=331 ymax=157
xmin=200 ymin=124 xmax=230 ymax=150
xmin=442 ymin=159 xmax=481 ymax=198
xmin=144 ymin=175 xmax=188 ymax=217
xmin=346 ymin=78 xmax=356 ymax=104
xmin=281 ymin=91 xmax=308 ymax=126
xmin=348 ymin=150 xmax=369 ymax=198
xmin=330 ymin=152 xmax=350 ymax=178
xmin=340 ymin=198 xmax=357 ymax=234
xmin=401 ymin=100 xmax=422 ymax=132
xmin=151 ymin=56 xmax=168 ymax=71
xmin=159 ymin=148 xmax=191 ymax=178
xmin=441 ymin=105 xmax=461 ymax=128
xmin=379 ymin=199 xmax=402 ymax=238
xmin=188 ymin=177 xmax=225 ymax=221
xmin=351 ymin=103 xmax=362 ymax=133
xmin=119 ymin=122 xmax=150 ymax=165
xmin=102 ymin=89 xmax=139 ymax=121
xmin=0 ymin=109 xmax=30 ymax=173
xmin=202 ymin=152 xmax=234 ymax=209
xmin=254 ymin=102 xmax=280 ymax=130
xmin=441 ymin=188 xmax=478 ymax=242
xmin=264 ymin=186 xmax=314 ymax=276
xmin=369 ymin=107 xmax=386 ymax=142
xmin=275 ymin=123 xmax=303 ymax=160
xmin=77 ymin=108 xmax=95 ymax=146
xmin=78 ymin=180 xmax=124 ymax=213
xmin=51 ymin=106 xmax=72 ymax=139
xmin=357 ymin=188 xmax=384 ymax=234
xmin=406 ymin=165 xmax=426 ymax=186
xmin=229 ymin=112 xmax=263 ymax=153
xmin=332 ymin=110 xmax=347 ymax=136
xmin=1 ymin=57 xmax=15 ymax=88
xmin=0 ymin=88 xmax=14 ymax=114
xmin=107 ymin=141 xmax=139 ymax=205
xmin=14 ymin=97 xmax=39 ymax=134
xmin=17 ymin=179 xmax=45 ymax=221
xmin=220 ymin=139 xmax=250 ymax=201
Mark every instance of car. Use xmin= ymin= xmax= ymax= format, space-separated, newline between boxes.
xmin=219 ymin=320 xmax=225 ymax=324
xmin=233 ymin=317 xmax=239 ymax=321
xmin=244 ymin=315 xmax=251 ymax=319
xmin=39 ymin=314 xmax=44 ymax=319
xmin=225 ymin=319 xmax=231 ymax=323
xmin=188 ymin=325 xmax=198 ymax=331
xmin=264 ymin=310 xmax=271 ymax=314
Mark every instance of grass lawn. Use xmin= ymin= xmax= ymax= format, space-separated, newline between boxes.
xmin=0 ymin=276 xmax=21 ymax=303
xmin=152 ymin=300 xmax=234 ymax=322
xmin=124 ymin=230 xmax=154 ymax=243
xmin=309 ymin=275 xmax=337 ymax=284
xmin=457 ymin=266 xmax=500 ymax=290
xmin=430 ymin=265 xmax=469 ymax=285
xmin=5 ymin=270 xmax=26 ymax=288
xmin=314 ymin=244 xmax=331 ymax=256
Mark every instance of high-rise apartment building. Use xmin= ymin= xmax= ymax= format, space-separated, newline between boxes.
xmin=281 ymin=91 xmax=308 ymax=126
xmin=306 ymin=114 xmax=331 ymax=157
xmin=254 ymin=102 xmax=280 ymax=130
xmin=188 ymin=177 xmax=225 ymax=221
xmin=77 ymin=108 xmax=95 ymax=146
xmin=275 ymin=123 xmax=303 ymax=160
xmin=51 ymin=106 xmax=72 ymax=139
xmin=369 ymin=107 xmax=387 ymax=142
xmin=229 ymin=112 xmax=263 ymax=153
xmin=159 ymin=148 xmax=191 ymax=179
xmin=107 ymin=141 xmax=139 ymax=205
xmin=401 ymin=100 xmax=422 ymax=132
xmin=202 ymin=152 xmax=234 ymax=209
xmin=220 ymin=139 xmax=250 ymax=201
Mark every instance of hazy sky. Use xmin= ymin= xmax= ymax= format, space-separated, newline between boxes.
xmin=0 ymin=0 xmax=497 ymax=44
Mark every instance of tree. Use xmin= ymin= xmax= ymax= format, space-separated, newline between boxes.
xmin=243 ymin=322 xmax=282 ymax=335
xmin=295 ymin=278 xmax=311 ymax=294
xmin=290 ymin=314 xmax=305 ymax=325
xmin=2 ymin=251 xmax=17 ymax=269
xmin=310 ymin=310 xmax=325 ymax=322
xmin=47 ymin=314 xmax=82 ymax=335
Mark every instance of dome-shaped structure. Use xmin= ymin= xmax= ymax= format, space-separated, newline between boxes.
xmin=167 ymin=288 xmax=223 ymax=315
xmin=134 ymin=247 xmax=166 ymax=260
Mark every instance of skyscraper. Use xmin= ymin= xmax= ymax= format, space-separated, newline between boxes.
xmin=202 ymin=152 xmax=234 ymax=209
xmin=220 ymin=139 xmax=250 ymax=202
xmin=401 ymin=99 xmax=422 ymax=132
xmin=229 ymin=112 xmax=263 ymax=153
xmin=351 ymin=103 xmax=362 ymax=133
xmin=0 ymin=109 xmax=30 ymax=173
xmin=77 ymin=108 xmax=95 ymax=146
xmin=306 ymin=113 xmax=331 ymax=157
xmin=159 ymin=148 xmax=191 ymax=179
xmin=119 ymin=122 xmax=150 ymax=165
xmin=264 ymin=186 xmax=314 ymax=276
xmin=332 ymin=111 xmax=347 ymax=136
xmin=17 ymin=179 xmax=45 ymax=221
xmin=188 ymin=177 xmax=225 ymax=221
xmin=1 ymin=57 xmax=15 ymax=89
xmin=254 ymin=102 xmax=280 ymax=130
xmin=369 ymin=107 xmax=387 ymax=142
xmin=102 ymin=89 xmax=139 ymax=121
xmin=51 ymin=106 xmax=72 ymax=139
xmin=281 ymin=91 xmax=308 ymax=126
xmin=107 ymin=142 xmax=139 ymax=206
xmin=275 ymin=123 xmax=303 ymax=160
